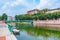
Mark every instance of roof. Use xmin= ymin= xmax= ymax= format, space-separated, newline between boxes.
xmin=27 ymin=9 xmax=40 ymax=12
xmin=48 ymin=8 xmax=60 ymax=11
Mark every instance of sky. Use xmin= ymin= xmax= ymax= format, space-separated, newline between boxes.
xmin=0 ymin=0 xmax=60 ymax=16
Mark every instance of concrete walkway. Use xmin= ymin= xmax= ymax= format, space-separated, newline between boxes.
xmin=0 ymin=22 xmax=17 ymax=40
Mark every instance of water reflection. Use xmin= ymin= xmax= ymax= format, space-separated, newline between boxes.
xmin=16 ymin=31 xmax=60 ymax=40
xmin=15 ymin=24 xmax=60 ymax=40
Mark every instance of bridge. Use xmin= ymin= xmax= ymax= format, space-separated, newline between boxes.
xmin=5 ymin=20 xmax=33 ymax=22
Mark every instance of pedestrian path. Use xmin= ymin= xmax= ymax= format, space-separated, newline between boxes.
xmin=0 ymin=22 xmax=17 ymax=40
xmin=0 ymin=36 xmax=6 ymax=40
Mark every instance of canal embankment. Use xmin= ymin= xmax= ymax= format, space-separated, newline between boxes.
xmin=33 ymin=20 xmax=60 ymax=28
xmin=0 ymin=21 xmax=17 ymax=40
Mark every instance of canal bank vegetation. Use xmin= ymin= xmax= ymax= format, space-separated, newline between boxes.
xmin=15 ymin=12 xmax=60 ymax=20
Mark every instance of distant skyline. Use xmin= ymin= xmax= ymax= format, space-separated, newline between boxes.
xmin=0 ymin=0 xmax=60 ymax=16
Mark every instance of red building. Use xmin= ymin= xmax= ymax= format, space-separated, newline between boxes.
xmin=27 ymin=9 xmax=40 ymax=14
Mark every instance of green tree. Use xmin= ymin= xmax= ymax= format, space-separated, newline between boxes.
xmin=15 ymin=15 xmax=19 ymax=20
xmin=0 ymin=16 xmax=2 ymax=21
xmin=2 ymin=13 xmax=7 ymax=21
xmin=42 ymin=8 xmax=49 ymax=13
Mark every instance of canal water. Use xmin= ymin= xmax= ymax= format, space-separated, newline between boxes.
xmin=15 ymin=23 xmax=60 ymax=40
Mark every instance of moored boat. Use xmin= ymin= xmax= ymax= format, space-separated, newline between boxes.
xmin=12 ymin=28 xmax=20 ymax=34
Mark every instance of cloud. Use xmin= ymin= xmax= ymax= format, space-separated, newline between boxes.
xmin=10 ymin=0 xmax=25 ymax=7
xmin=0 ymin=0 xmax=60 ymax=16
xmin=35 ymin=0 xmax=60 ymax=9
xmin=35 ymin=0 xmax=50 ymax=9
xmin=1 ymin=0 xmax=29 ymax=9
xmin=1 ymin=2 xmax=10 ymax=10
xmin=0 ymin=0 xmax=29 ymax=16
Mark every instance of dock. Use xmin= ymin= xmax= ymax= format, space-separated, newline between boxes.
xmin=0 ymin=21 xmax=17 ymax=40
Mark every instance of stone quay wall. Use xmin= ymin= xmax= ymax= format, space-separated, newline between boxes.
xmin=33 ymin=20 xmax=60 ymax=27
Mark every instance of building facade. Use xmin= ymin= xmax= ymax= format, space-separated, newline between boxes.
xmin=27 ymin=9 xmax=40 ymax=14
xmin=46 ymin=8 xmax=60 ymax=13
xmin=27 ymin=8 xmax=60 ymax=14
xmin=7 ymin=16 xmax=15 ymax=21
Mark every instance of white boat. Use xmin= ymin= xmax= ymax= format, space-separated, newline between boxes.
xmin=12 ymin=29 xmax=20 ymax=34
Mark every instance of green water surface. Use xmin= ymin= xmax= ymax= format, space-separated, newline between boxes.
xmin=15 ymin=23 xmax=60 ymax=40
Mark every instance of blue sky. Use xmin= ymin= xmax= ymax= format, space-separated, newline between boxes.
xmin=0 ymin=0 xmax=60 ymax=16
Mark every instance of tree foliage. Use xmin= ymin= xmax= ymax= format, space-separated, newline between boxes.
xmin=2 ymin=13 xmax=7 ymax=21
xmin=15 ymin=12 xmax=60 ymax=20
xmin=0 ymin=16 xmax=2 ymax=21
